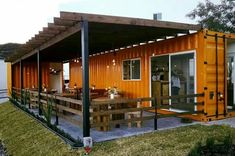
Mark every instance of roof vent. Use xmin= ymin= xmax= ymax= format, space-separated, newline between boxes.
xmin=153 ymin=13 xmax=162 ymax=21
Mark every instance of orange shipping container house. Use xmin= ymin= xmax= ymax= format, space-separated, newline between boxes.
xmin=3 ymin=12 xmax=235 ymax=137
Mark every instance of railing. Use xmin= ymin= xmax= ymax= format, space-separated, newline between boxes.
xmin=11 ymin=88 xmax=83 ymax=127
xmin=156 ymin=93 xmax=205 ymax=119
xmin=12 ymin=87 xmax=21 ymax=102
xmin=39 ymin=92 xmax=83 ymax=127
xmin=89 ymin=93 xmax=205 ymax=131
xmin=90 ymin=97 xmax=157 ymax=131
xmin=10 ymin=87 xmax=205 ymax=131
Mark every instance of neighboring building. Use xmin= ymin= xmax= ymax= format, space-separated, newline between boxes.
xmin=0 ymin=59 xmax=7 ymax=89
xmin=0 ymin=59 xmax=8 ymax=103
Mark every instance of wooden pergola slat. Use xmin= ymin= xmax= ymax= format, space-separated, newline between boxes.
xmin=7 ymin=11 xmax=202 ymax=63
xmin=54 ymin=17 xmax=76 ymax=27
xmin=60 ymin=11 xmax=201 ymax=30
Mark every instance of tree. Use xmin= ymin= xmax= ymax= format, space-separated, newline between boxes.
xmin=187 ymin=0 xmax=235 ymax=33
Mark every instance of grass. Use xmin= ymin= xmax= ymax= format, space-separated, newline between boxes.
xmin=0 ymin=101 xmax=235 ymax=156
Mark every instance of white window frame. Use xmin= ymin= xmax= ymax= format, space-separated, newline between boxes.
xmin=122 ymin=58 xmax=141 ymax=81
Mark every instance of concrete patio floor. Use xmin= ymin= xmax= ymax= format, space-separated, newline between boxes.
xmin=9 ymin=102 xmax=235 ymax=142
xmin=29 ymin=107 xmax=198 ymax=142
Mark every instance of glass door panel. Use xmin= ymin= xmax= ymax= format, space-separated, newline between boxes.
xmin=227 ymin=56 xmax=234 ymax=107
xmin=170 ymin=53 xmax=195 ymax=104
xmin=151 ymin=55 xmax=169 ymax=105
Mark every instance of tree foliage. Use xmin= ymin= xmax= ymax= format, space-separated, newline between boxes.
xmin=0 ymin=43 xmax=21 ymax=59
xmin=187 ymin=0 xmax=235 ymax=33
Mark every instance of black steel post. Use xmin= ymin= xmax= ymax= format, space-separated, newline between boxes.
xmin=37 ymin=51 xmax=42 ymax=115
xmin=154 ymin=98 xmax=158 ymax=130
xmin=215 ymin=34 xmax=218 ymax=118
xmin=223 ymin=35 xmax=226 ymax=116
xmin=20 ymin=60 xmax=23 ymax=104
xmin=81 ymin=20 xmax=90 ymax=137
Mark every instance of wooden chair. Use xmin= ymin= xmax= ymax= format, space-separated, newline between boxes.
xmin=127 ymin=101 xmax=143 ymax=128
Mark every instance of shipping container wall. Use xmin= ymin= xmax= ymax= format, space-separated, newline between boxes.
xmin=12 ymin=62 xmax=50 ymax=89
xmin=70 ymin=33 xmax=199 ymax=99
xmin=201 ymin=30 xmax=226 ymax=117
xmin=12 ymin=62 xmax=20 ymax=89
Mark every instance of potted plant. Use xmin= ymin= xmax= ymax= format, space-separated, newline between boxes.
xmin=108 ymin=87 xmax=118 ymax=99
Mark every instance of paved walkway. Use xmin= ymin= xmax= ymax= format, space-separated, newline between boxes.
xmin=203 ymin=117 xmax=235 ymax=128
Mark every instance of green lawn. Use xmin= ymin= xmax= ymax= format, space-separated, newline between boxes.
xmin=0 ymin=101 xmax=234 ymax=156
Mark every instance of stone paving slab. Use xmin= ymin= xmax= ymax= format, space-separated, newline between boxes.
xmin=202 ymin=117 xmax=235 ymax=128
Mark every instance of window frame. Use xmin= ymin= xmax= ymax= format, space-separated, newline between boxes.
xmin=122 ymin=58 xmax=141 ymax=81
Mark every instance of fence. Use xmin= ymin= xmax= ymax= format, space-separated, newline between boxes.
xmin=11 ymin=87 xmax=205 ymax=132
xmin=11 ymin=88 xmax=83 ymax=127
xmin=89 ymin=93 xmax=205 ymax=131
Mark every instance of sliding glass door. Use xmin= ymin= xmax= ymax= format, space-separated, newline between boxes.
xmin=170 ymin=53 xmax=195 ymax=103
xmin=151 ymin=51 xmax=196 ymax=107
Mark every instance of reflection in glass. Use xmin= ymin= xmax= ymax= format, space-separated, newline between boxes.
xmin=171 ymin=53 xmax=195 ymax=103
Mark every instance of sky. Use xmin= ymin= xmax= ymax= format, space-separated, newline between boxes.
xmin=0 ymin=0 xmax=221 ymax=44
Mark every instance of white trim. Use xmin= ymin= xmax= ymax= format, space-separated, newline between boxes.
xmin=122 ymin=58 xmax=141 ymax=81
xmin=149 ymin=56 xmax=152 ymax=106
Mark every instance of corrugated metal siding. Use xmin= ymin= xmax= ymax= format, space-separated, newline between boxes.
xmin=69 ymin=33 xmax=199 ymax=99
xmin=12 ymin=62 xmax=49 ymax=89
xmin=202 ymin=30 xmax=226 ymax=116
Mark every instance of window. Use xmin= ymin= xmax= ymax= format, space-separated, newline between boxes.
xmin=123 ymin=58 xmax=141 ymax=80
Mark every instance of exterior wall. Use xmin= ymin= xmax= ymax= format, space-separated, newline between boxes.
xmin=0 ymin=59 xmax=7 ymax=90
xmin=12 ymin=62 xmax=50 ymax=89
xmin=70 ymin=32 xmax=200 ymax=99
xmin=7 ymin=63 xmax=11 ymax=95
xmin=198 ymin=30 xmax=227 ymax=117
xmin=49 ymin=63 xmax=63 ymax=93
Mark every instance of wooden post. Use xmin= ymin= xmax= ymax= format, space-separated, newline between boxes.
xmin=20 ymin=60 xmax=23 ymax=104
xmin=81 ymin=20 xmax=90 ymax=137
xmin=154 ymin=97 xmax=158 ymax=130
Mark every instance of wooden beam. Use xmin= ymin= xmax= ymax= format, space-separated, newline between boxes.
xmin=10 ymin=21 xmax=81 ymax=64
xmin=60 ymin=11 xmax=201 ymax=31
xmin=38 ymin=31 xmax=56 ymax=37
xmin=47 ymin=23 xmax=67 ymax=31
xmin=54 ymin=17 xmax=76 ymax=27
xmin=42 ymin=27 xmax=60 ymax=34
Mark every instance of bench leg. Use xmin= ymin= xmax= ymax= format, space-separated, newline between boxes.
xmin=128 ymin=114 xmax=132 ymax=128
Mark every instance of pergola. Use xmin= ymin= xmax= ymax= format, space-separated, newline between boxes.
xmin=5 ymin=11 xmax=201 ymax=137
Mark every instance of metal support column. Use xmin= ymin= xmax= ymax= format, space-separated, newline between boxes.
xmin=223 ymin=35 xmax=227 ymax=116
xmin=215 ymin=34 xmax=218 ymax=118
xmin=20 ymin=60 xmax=23 ymax=104
xmin=81 ymin=20 xmax=90 ymax=137
xmin=37 ymin=51 xmax=42 ymax=115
